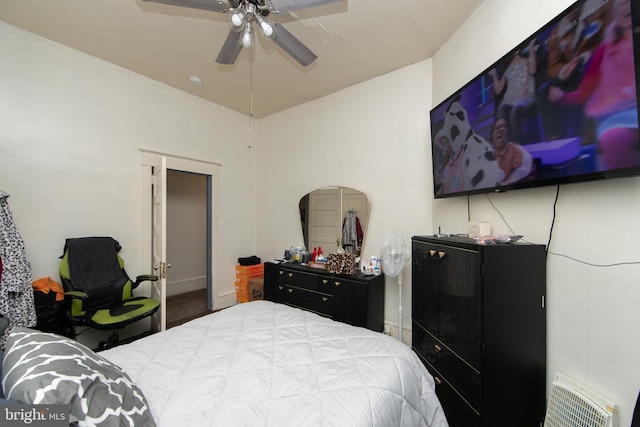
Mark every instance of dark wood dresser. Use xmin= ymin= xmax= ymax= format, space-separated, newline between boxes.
xmin=411 ymin=235 xmax=546 ymax=426
xmin=264 ymin=261 xmax=384 ymax=332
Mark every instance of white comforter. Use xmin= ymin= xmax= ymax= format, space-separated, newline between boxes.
xmin=102 ymin=301 xmax=449 ymax=427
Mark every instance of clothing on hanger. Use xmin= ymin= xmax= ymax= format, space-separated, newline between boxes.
xmin=0 ymin=191 xmax=37 ymax=349
xmin=342 ymin=209 xmax=363 ymax=250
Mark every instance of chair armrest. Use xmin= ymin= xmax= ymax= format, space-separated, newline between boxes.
xmin=133 ymin=274 xmax=159 ymax=288
xmin=64 ymin=291 xmax=88 ymax=300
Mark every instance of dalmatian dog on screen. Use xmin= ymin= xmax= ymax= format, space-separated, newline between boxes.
xmin=434 ymin=97 xmax=502 ymax=192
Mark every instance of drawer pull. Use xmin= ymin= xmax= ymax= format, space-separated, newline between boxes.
xmin=430 ymin=250 xmax=436 ymax=256
xmin=279 ymin=271 xmax=284 ymax=275
xmin=278 ymin=286 xmax=283 ymax=291
xmin=434 ymin=344 xmax=442 ymax=353
xmin=288 ymin=288 xmax=293 ymax=293
xmin=322 ymin=280 xmax=328 ymax=285
xmin=322 ymin=297 xmax=328 ymax=302
xmin=334 ymin=281 xmax=341 ymax=287
xmin=288 ymin=273 xmax=294 ymax=278
xmin=438 ymin=251 xmax=445 ymax=258
xmin=434 ymin=376 xmax=442 ymax=385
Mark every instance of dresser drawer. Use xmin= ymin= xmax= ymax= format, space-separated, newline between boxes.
xmin=284 ymin=286 xmax=334 ymax=318
xmin=317 ymin=276 xmax=344 ymax=294
xmin=277 ymin=269 xmax=322 ymax=292
xmin=269 ymin=283 xmax=286 ymax=303
xmin=413 ymin=322 xmax=481 ymax=412
xmin=264 ymin=262 xmax=384 ymax=332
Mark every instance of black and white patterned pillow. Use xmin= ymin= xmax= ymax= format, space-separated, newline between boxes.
xmin=1 ymin=328 xmax=156 ymax=426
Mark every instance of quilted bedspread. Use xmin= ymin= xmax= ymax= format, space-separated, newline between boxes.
xmin=101 ymin=300 xmax=449 ymax=427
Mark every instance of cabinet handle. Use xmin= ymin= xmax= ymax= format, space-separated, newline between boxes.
xmin=279 ymin=271 xmax=284 ymax=275
xmin=288 ymin=289 xmax=293 ymax=293
xmin=288 ymin=273 xmax=293 ymax=278
xmin=438 ymin=251 xmax=445 ymax=258
xmin=434 ymin=344 xmax=442 ymax=353
xmin=322 ymin=297 xmax=328 ymax=302
xmin=334 ymin=281 xmax=341 ymax=287
xmin=434 ymin=376 xmax=442 ymax=385
xmin=322 ymin=280 xmax=328 ymax=285
xmin=278 ymin=286 xmax=283 ymax=291
xmin=430 ymin=250 xmax=436 ymax=256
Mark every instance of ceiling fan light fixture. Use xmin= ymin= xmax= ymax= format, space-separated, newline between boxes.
xmin=255 ymin=14 xmax=274 ymax=38
xmin=145 ymin=0 xmax=331 ymax=66
xmin=227 ymin=8 xmax=246 ymax=30
xmin=241 ymin=21 xmax=253 ymax=48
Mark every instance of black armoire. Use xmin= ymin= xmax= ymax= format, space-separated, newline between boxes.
xmin=411 ymin=235 xmax=546 ymax=427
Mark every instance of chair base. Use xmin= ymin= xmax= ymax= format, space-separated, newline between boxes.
xmin=93 ymin=329 xmax=156 ymax=352
xmin=97 ymin=331 xmax=121 ymax=351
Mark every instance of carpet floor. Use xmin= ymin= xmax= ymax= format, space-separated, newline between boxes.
xmin=166 ymin=288 xmax=212 ymax=329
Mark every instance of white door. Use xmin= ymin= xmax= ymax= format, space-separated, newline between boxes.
xmin=151 ymin=156 xmax=168 ymax=332
xmin=142 ymin=151 xmax=228 ymax=314
xmin=308 ymin=188 xmax=341 ymax=253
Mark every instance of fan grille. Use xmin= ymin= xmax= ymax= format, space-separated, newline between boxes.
xmin=380 ymin=232 xmax=406 ymax=278
xmin=544 ymin=375 xmax=616 ymax=427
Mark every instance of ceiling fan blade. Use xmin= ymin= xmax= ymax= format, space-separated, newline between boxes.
xmin=142 ymin=0 xmax=228 ymax=13
xmin=270 ymin=22 xmax=317 ymax=66
xmin=266 ymin=0 xmax=343 ymax=14
xmin=215 ymin=30 xmax=243 ymax=65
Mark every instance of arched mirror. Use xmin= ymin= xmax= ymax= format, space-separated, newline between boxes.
xmin=299 ymin=187 xmax=370 ymax=257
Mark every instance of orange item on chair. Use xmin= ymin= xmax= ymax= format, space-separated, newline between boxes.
xmin=32 ymin=276 xmax=65 ymax=302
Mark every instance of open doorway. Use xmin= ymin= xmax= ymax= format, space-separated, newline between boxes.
xmin=141 ymin=151 xmax=225 ymax=332
xmin=165 ymin=170 xmax=210 ymax=327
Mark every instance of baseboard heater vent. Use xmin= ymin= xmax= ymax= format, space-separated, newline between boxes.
xmin=544 ymin=373 xmax=618 ymax=427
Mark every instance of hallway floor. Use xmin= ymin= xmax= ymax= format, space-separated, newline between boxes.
xmin=166 ymin=288 xmax=211 ymax=328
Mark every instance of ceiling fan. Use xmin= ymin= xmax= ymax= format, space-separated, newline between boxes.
xmin=142 ymin=0 xmax=343 ymax=66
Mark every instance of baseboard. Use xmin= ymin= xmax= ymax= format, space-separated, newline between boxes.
xmin=166 ymin=276 xmax=206 ymax=296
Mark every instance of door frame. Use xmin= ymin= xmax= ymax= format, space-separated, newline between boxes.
xmin=141 ymin=151 xmax=223 ymax=329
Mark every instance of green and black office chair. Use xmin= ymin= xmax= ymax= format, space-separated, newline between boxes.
xmin=59 ymin=236 xmax=160 ymax=348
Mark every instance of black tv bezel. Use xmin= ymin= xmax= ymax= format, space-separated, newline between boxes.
xmin=430 ymin=0 xmax=640 ymax=199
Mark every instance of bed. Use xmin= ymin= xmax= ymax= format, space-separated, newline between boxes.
xmin=1 ymin=300 xmax=449 ymax=427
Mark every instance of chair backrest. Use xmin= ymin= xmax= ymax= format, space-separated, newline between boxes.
xmin=59 ymin=237 xmax=132 ymax=310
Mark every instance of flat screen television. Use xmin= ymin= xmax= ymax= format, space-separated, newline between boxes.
xmin=430 ymin=0 xmax=640 ymax=198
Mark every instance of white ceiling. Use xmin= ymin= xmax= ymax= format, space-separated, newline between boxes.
xmin=0 ymin=0 xmax=483 ymax=118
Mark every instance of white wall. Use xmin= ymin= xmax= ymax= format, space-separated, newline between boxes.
xmin=257 ymin=60 xmax=433 ymax=336
xmin=432 ymin=0 xmax=640 ymax=424
xmin=0 ymin=22 xmax=258 ymax=341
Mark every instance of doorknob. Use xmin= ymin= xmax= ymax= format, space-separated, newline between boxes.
xmin=155 ymin=262 xmax=172 ymax=278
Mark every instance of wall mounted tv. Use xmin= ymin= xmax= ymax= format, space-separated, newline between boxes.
xmin=430 ymin=0 xmax=640 ymax=199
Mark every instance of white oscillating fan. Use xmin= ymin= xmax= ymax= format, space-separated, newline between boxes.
xmin=380 ymin=231 xmax=410 ymax=342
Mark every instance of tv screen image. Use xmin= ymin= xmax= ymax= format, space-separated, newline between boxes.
xmin=430 ymin=0 xmax=640 ymax=198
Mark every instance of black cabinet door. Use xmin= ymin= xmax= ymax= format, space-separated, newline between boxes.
xmin=264 ymin=262 xmax=281 ymax=302
xmin=436 ymin=244 xmax=482 ymax=372
xmin=333 ymin=277 xmax=369 ymax=329
xmin=412 ymin=241 xmax=482 ymax=371
xmin=411 ymin=241 xmax=438 ymax=334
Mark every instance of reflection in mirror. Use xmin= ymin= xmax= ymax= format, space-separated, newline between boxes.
xmin=299 ymin=187 xmax=370 ymax=257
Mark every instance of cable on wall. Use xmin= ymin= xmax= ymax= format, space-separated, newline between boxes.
xmin=487 ymin=185 xmax=640 ymax=267
xmin=546 ymin=185 xmax=560 ymax=256
xmin=485 ymin=193 xmax=516 ymax=235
